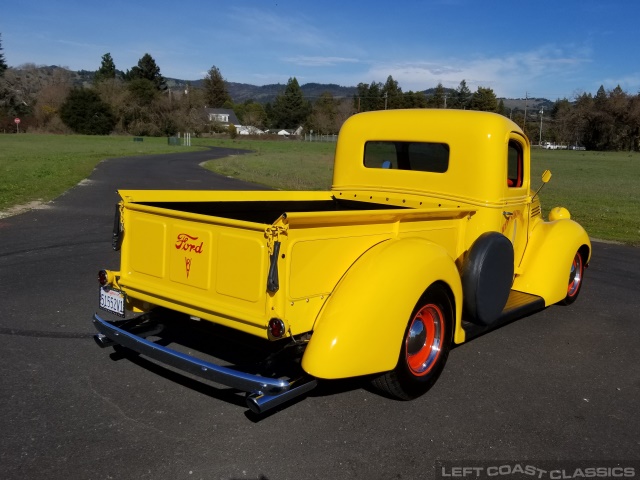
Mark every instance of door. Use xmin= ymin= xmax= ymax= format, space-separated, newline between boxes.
xmin=502 ymin=137 xmax=529 ymax=268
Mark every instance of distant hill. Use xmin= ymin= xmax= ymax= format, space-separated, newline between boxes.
xmin=9 ymin=65 xmax=558 ymax=110
xmin=501 ymin=97 xmax=555 ymax=114
xmin=168 ymin=79 xmax=358 ymax=103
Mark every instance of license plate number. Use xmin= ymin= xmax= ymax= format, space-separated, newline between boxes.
xmin=99 ymin=287 xmax=125 ymax=317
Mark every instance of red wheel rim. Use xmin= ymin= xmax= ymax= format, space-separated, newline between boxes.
xmin=567 ymin=253 xmax=583 ymax=298
xmin=405 ymin=304 xmax=444 ymax=376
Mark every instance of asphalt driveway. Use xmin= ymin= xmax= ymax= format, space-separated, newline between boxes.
xmin=1 ymin=147 xmax=638 ymax=480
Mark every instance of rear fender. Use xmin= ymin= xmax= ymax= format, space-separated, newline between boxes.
xmin=513 ymin=218 xmax=591 ymax=305
xmin=301 ymin=238 xmax=463 ymax=379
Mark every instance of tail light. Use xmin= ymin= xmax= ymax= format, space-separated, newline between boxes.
xmin=268 ymin=318 xmax=286 ymax=339
xmin=98 ymin=270 xmax=111 ymax=286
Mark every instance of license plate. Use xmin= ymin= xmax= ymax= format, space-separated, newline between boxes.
xmin=99 ymin=286 xmax=126 ymax=317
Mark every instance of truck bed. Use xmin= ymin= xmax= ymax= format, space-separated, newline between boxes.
xmin=137 ymin=198 xmax=406 ymax=224
xmin=115 ymin=189 xmax=473 ymax=339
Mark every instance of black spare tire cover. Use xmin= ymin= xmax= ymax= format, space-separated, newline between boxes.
xmin=462 ymin=232 xmax=514 ymax=326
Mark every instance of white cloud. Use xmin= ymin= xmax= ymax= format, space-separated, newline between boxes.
xmin=283 ymin=56 xmax=360 ymax=67
xmin=226 ymin=7 xmax=333 ymax=49
xmin=359 ymin=45 xmax=592 ymax=98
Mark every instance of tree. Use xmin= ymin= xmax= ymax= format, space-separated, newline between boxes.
xmin=353 ymin=81 xmax=385 ymax=112
xmin=125 ymin=53 xmax=166 ymax=91
xmin=60 ymin=88 xmax=116 ymax=134
xmin=550 ymin=98 xmax=573 ymax=144
xmin=33 ymin=71 xmax=73 ymax=131
xmin=127 ymin=78 xmax=157 ymax=106
xmin=241 ymin=102 xmax=267 ymax=129
xmin=450 ymin=80 xmax=471 ymax=109
xmin=354 ymin=82 xmax=367 ymax=112
xmin=203 ymin=65 xmax=231 ymax=108
xmin=270 ymin=77 xmax=310 ymax=128
xmin=382 ymin=75 xmax=403 ymax=109
xmin=402 ymin=90 xmax=427 ymax=108
xmin=94 ymin=53 xmax=116 ymax=83
xmin=469 ymin=86 xmax=498 ymax=112
xmin=608 ymin=85 xmax=632 ymax=150
xmin=427 ymin=83 xmax=446 ymax=108
xmin=0 ymin=33 xmax=7 ymax=77
xmin=308 ymin=92 xmax=339 ymax=134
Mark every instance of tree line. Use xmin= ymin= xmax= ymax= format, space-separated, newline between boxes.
xmin=544 ymin=86 xmax=640 ymax=151
xmin=1 ymin=36 xmax=639 ymax=150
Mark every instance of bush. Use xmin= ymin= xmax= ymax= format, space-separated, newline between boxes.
xmin=60 ymin=88 xmax=116 ymax=135
xmin=128 ymin=120 xmax=161 ymax=137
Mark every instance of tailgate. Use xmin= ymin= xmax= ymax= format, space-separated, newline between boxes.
xmin=118 ymin=200 xmax=272 ymax=335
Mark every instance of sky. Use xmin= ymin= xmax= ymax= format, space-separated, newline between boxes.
xmin=2 ymin=0 xmax=639 ymax=99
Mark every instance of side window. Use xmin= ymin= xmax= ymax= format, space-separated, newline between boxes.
xmin=364 ymin=141 xmax=449 ymax=173
xmin=507 ymin=140 xmax=523 ymax=187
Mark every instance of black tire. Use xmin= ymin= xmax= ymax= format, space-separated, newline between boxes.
xmin=560 ymin=251 xmax=585 ymax=305
xmin=372 ymin=284 xmax=453 ymax=400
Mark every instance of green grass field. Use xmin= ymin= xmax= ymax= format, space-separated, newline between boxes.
xmin=1 ymin=134 xmax=638 ymax=245
xmin=529 ymin=149 xmax=639 ymax=245
xmin=194 ymin=137 xmax=335 ymax=190
xmin=0 ymin=134 xmax=201 ymax=212
xmin=200 ymin=139 xmax=640 ymax=245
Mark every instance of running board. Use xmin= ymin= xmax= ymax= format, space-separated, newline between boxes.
xmin=462 ymin=290 xmax=546 ymax=340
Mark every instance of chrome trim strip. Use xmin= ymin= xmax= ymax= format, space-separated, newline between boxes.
xmin=92 ymin=313 xmax=290 ymax=395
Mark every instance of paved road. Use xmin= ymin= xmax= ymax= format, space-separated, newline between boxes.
xmin=1 ymin=148 xmax=639 ymax=480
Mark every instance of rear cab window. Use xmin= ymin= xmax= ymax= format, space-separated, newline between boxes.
xmin=364 ymin=141 xmax=450 ymax=173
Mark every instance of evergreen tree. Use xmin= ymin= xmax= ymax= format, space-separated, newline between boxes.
xmin=354 ymin=82 xmax=369 ymax=112
xmin=402 ymin=91 xmax=427 ymax=108
xmin=270 ymin=77 xmax=310 ymax=128
xmin=382 ymin=75 xmax=403 ymax=109
xmin=60 ymin=88 xmax=116 ymax=134
xmin=127 ymin=78 xmax=157 ymax=106
xmin=203 ymin=65 xmax=231 ymax=108
xmin=469 ymin=86 xmax=498 ymax=112
xmin=594 ymin=85 xmax=607 ymax=106
xmin=0 ymin=33 xmax=7 ymax=77
xmin=497 ymin=99 xmax=506 ymax=116
xmin=427 ymin=83 xmax=446 ymax=108
xmin=354 ymin=81 xmax=386 ymax=112
xmin=126 ymin=53 xmax=166 ymax=91
xmin=451 ymin=80 xmax=471 ymax=109
xmin=94 ymin=53 xmax=116 ymax=83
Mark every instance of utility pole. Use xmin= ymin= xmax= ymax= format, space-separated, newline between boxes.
xmin=384 ymin=92 xmax=388 ymax=110
xmin=523 ymin=92 xmax=528 ymax=132
xmin=539 ymin=107 xmax=544 ymax=146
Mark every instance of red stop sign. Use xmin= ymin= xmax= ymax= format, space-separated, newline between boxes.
xmin=14 ymin=118 xmax=21 ymax=124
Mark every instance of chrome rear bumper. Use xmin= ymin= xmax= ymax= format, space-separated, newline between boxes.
xmin=92 ymin=313 xmax=316 ymax=413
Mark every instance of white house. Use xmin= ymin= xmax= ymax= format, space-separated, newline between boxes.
xmin=203 ymin=108 xmax=240 ymax=126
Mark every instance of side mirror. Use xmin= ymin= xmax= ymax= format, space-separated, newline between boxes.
xmin=533 ymin=169 xmax=552 ymax=200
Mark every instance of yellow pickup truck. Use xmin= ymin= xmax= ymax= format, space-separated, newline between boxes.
xmin=93 ymin=109 xmax=591 ymax=413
